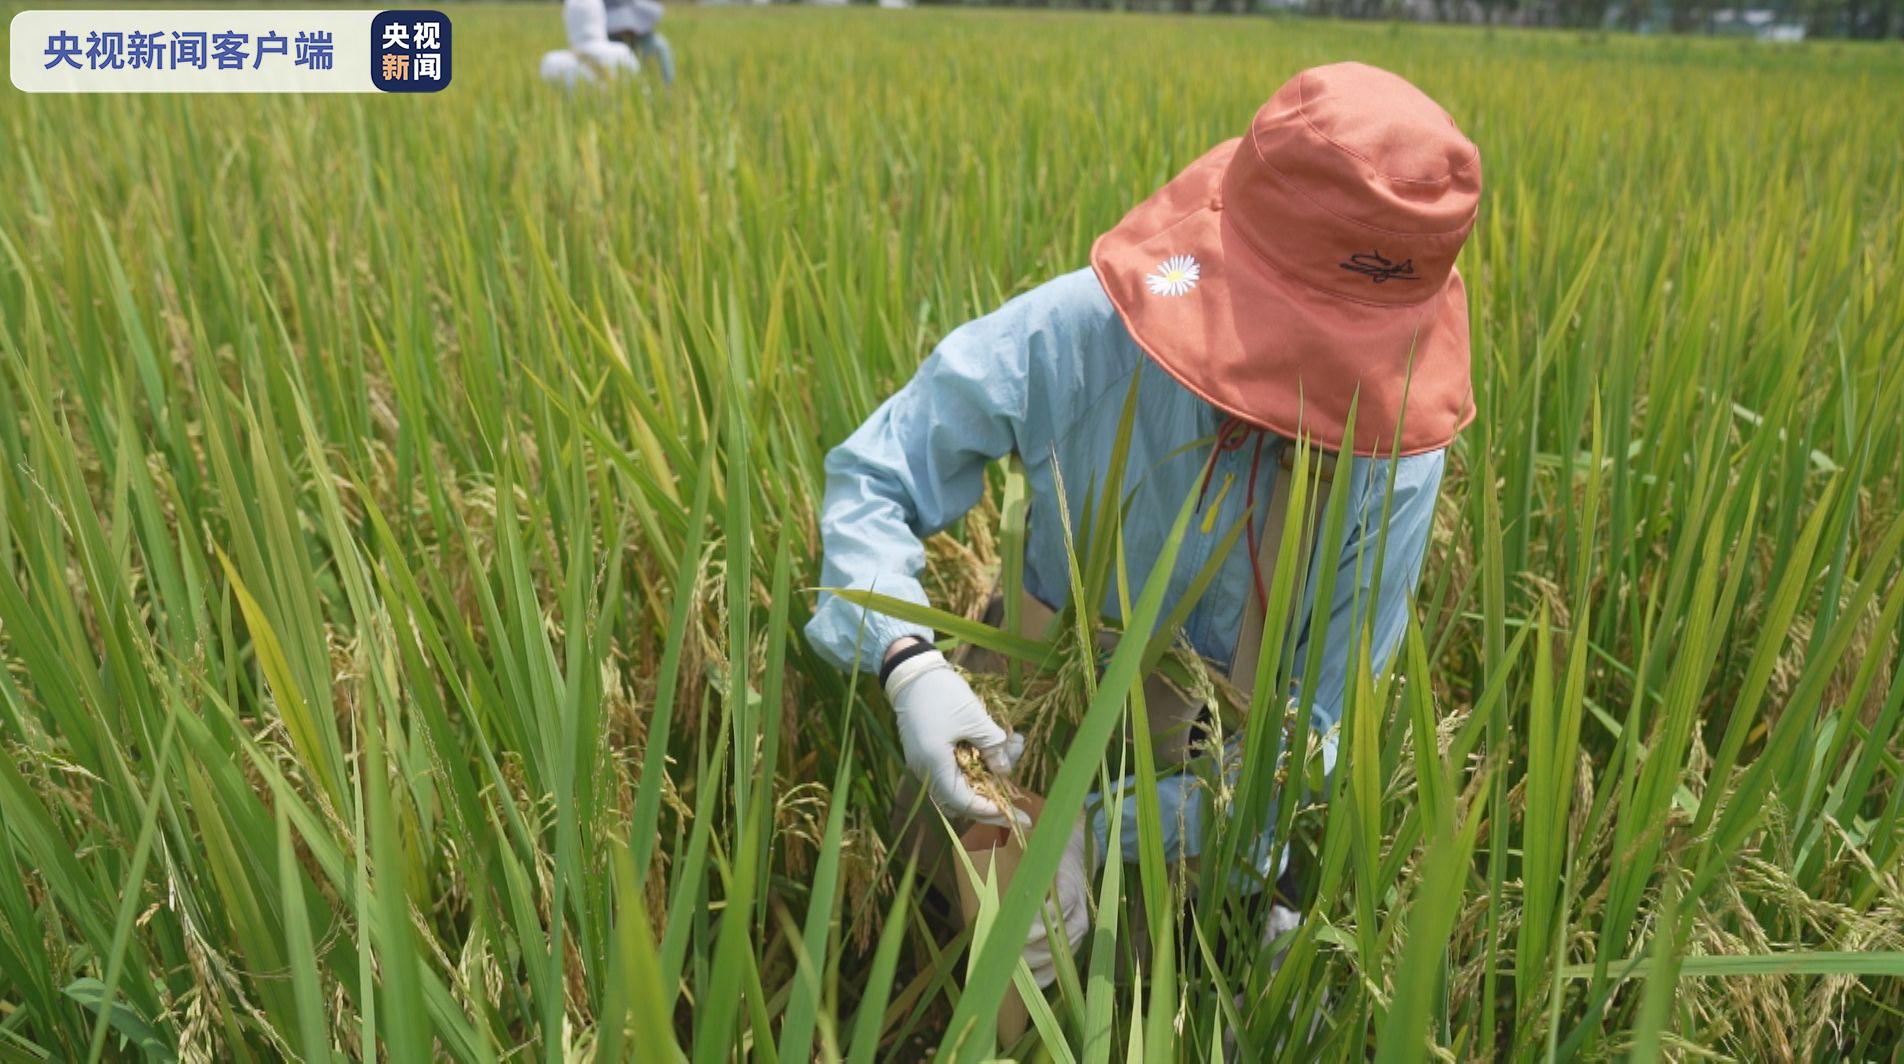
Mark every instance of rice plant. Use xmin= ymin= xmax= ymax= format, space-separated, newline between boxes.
xmin=1 ymin=6 xmax=1902 ymax=1060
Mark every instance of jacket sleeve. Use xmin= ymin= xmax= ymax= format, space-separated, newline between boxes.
xmin=1295 ymin=450 xmax=1445 ymax=761
xmin=804 ymin=271 xmax=1108 ymax=672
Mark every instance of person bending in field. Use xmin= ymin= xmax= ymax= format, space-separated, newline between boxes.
xmin=542 ymin=0 xmax=673 ymax=90
xmin=808 ymin=64 xmax=1480 ymax=984
xmin=540 ymin=0 xmax=640 ymax=89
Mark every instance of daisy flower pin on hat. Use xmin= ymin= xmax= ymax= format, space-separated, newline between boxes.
xmin=1144 ymin=254 xmax=1201 ymax=297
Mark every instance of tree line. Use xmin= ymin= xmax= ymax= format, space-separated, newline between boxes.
xmin=916 ymin=0 xmax=1904 ymax=38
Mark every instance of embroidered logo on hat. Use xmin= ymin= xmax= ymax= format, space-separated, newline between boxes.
xmin=1145 ymin=254 xmax=1201 ymax=297
xmin=1338 ymin=251 xmax=1419 ymax=284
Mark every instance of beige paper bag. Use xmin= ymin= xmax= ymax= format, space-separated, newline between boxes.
xmin=954 ymin=795 xmax=1044 ymax=1049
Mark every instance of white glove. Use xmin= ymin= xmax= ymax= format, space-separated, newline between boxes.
xmin=884 ymin=648 xmax=1026 ymax=827
xmin=1263 ymin=902 xmax=1301 ymax=972
xmin=1022 ymin=818 xmax=1092 ymax=988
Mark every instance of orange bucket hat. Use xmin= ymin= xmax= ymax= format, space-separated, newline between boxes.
xmin=1091 ymin=62 xmax=1482 ymax=458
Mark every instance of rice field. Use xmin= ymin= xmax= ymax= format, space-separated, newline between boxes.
xmin=3 ymin=5 xmax=1904 ymax=1060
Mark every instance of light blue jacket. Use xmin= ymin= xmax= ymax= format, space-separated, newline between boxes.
xmin=807 ymin=267 xmax=1445 ymax=867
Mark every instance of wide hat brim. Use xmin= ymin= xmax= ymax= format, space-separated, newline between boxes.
xmin=1090 ymin=139 xmax=1474 ymax=458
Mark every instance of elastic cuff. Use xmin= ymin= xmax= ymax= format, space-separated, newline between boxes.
xmin=878 ymin=639 xmax=938 ymax=689
xmin=857 ymin=610 xmax=933 ymax=676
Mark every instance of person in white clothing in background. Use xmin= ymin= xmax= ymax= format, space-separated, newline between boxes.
xmin=539 ymin=0 xmax=640 ymax=90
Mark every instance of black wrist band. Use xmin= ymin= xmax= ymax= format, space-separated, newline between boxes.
xmin=878 ymin=639 xmax=937 ymax=688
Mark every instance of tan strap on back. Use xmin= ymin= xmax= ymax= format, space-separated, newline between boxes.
xmin=1008 ymin=441 xmax=1334 ymax=699
xmin=1227 ymin=444 xmax=1333 ymax=700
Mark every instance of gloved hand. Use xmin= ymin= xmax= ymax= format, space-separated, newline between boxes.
xmin=884 ymin=647 xmax=1026 ymax=827
xmin=1022 ymin=818 xmax=1092 ymax=988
